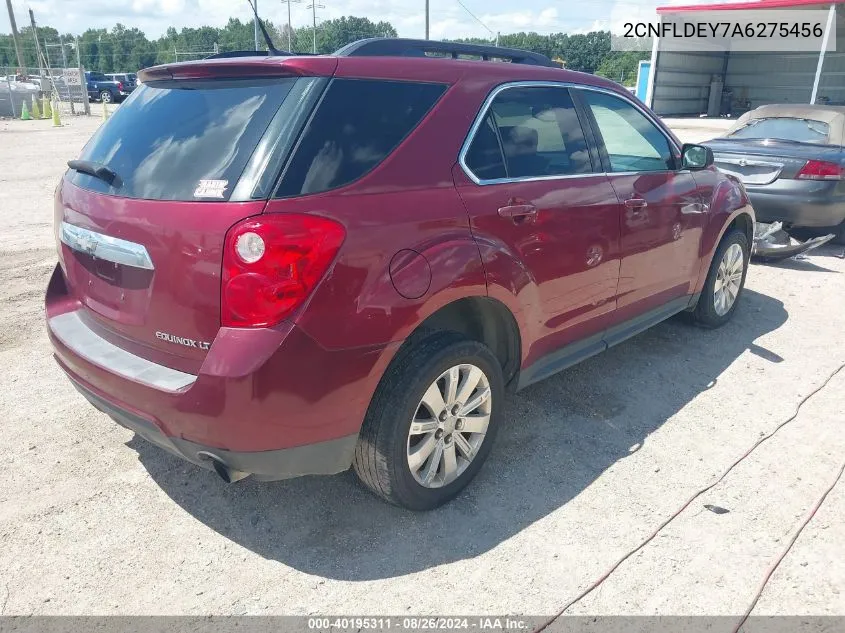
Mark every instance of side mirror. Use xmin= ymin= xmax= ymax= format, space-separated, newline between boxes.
xmin=681 ymin=143 xmax=714 ymax=170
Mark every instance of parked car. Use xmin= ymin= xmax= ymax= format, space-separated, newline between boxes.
xmin=84 ymin=71 xmax=123 ymax=103
xmin=106 ymin=73 xmax=137 ymax=96
xmin=705 ymin=104 xmax=845 ymax=243
xmin=46 ymin=39 xmax=755 ymax=510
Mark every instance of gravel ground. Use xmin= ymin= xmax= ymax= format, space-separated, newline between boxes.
xmin=1 ymin=114 xmax=843 ymax=619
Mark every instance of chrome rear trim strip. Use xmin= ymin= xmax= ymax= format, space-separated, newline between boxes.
xmin=50 ymin=311 xmax=196 ymax=392
xmin=60 ymin=221 xmax=154 ymax=270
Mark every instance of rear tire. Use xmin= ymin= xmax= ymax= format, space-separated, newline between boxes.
xmin=833 ymin=221 xmax=845 ymax=246
xmin=353 ymin=331 xmax=504 ymax=510
xmin=690 ymin=229 xmax=749 ymax=328
xmin=100 ymin=90 xmax=113 ymax=103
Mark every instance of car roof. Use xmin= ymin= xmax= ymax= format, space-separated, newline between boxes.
xmin=139 ymin=54 xmax=625 ymax=94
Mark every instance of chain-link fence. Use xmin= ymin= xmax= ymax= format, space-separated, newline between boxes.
xmin=2 ymin=65 xmax=91 ymax=119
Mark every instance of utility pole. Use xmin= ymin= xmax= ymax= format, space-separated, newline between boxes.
xmin=425 ymin=0 xmax=429 ymax=40
xmin=254 ymin=0 xmax=260 ymax=51
xmin=281 ymin=0 xmax=301 ymax=52
xmin=27 ymin=9 xmax=44 ymax=79
xmin=77 ymin=35 xmax=89 ymax=115
xmin=5 ymin=0 xmax=25 ymax=71
xmin=58 ymin=35 xmax=69 ymax=68
xmin=306 ymin=2 xmax=323 ymax=54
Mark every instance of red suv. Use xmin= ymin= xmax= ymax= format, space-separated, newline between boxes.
xmin=46 ymin=39 xmax=754 ymax=510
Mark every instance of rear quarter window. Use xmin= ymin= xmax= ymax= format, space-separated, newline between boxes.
xmin=276 ymin=78 xmax=447 ymax=197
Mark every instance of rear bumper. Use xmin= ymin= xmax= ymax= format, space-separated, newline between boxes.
xmin=46 ymin=264 xmax=396 ymax=480
xmin=745 ymin=180 xmax=845 ymax=228
xmin=72 ymin=377 xmax=357 ymax=480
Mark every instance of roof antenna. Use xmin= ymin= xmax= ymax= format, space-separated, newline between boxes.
xmin=245 ymin=0 xmax=283 ymax=55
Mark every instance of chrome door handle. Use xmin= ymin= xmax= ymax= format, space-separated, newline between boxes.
xmin=624 ymin=198 xmax=648 ymax=209
xmin=498 ymin=204 xmax=538 ymax=223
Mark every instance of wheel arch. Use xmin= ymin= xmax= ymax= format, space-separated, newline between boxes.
xmin=405 ymin=296 xmax=522 ymax=390
xmin=694 ymin=204 xmax=755 ymax=296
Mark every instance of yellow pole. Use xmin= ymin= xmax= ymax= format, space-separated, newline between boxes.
xmin=52 ymin=99 xmax=61 ymax=127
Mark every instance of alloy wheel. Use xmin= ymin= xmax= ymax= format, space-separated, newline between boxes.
xmin=406 ymin=364 xmax=492 ymax=489
xmin=713 ymin=242 xmax=744 ymax=316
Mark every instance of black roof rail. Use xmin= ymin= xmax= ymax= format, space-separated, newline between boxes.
xmin=205 ymin=49 xmax=317 ymax=59
xmin=206 ymin=50 xmax=272 ymax=59
xmin=334 ymin=38 xmax=560 ymax=68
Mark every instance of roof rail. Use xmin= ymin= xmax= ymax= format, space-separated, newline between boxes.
xmin=205 ymin=50 xmax=273 ymax=59
xmin=334 ymin=38 xmax=560 ymax=68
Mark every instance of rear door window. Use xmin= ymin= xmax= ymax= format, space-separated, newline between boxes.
xmin=490 ymin=86 xmax=593 ymax=179
xmin=728 ymin=117 xmax=830 ymax=144
xmin=69 ymin=78 xmax=298 ymax=201
xmin=463 ymin=85 xmax=593 ymax=182
xmin=276 ymin=79 xmax=447 ymax=197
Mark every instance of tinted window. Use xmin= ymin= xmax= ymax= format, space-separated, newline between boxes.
xmin=728 ymin=117 xmax=830 ymax=144
xmin=464 ymin=113 xmax=507 ymax=180
xmin=487 ymin=86 xmax=593 ymax=179
xmin=277 ymin=79 xmax=446 ymax=196
xmin=70 ymin=78 xmax=297 ymax=201
xmin=88 ymin=72 xmax=106 ymax=81
xmin=581 ymin=90 xmax=674 ymax=172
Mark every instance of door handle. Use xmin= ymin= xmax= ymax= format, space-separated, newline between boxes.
xmin=624 ymin=198 xmax=648 ymax=210
xmin=498 ymin=204 xmax=538 ymax=223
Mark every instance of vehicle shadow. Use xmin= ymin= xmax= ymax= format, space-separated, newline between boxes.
xmin=130 ymin=288 xmax=787 ymax=581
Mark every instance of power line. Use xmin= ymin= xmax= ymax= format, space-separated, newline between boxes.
xmin=454 ymin=0 xmax=495 ymax=39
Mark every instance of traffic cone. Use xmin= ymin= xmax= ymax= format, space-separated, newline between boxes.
xmin=102 ymin=99 xmax=109 ymax=121
xmin=31 ymin=97 xmax=41 ymax=119
xmin=20 ymin=100 xmax=31 ymax=120
xmin=42 ymin=96 xmax=52 ymax=119
xmin=52 ymin=101 xmax=61 ymax=127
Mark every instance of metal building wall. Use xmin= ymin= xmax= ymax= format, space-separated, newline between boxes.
xmin=651 ymin=50 xmax=727 ymax=115
xmin=650 ymin=4 xmax=843 ymax=116
xmin=724 ymin=52 xmax=817 ymax=112
xmin=817 ymin=6 xmax=845 ymax=105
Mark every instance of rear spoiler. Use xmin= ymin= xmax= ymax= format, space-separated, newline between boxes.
xmin=138 ymin=57 xmax=337 ymax=82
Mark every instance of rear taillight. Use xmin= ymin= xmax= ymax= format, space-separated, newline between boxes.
xmin=796 ymin=160 xmax=845 ymax=181
xmin=117 ymin=81 xmax=123 ymax=91
xmin=221 ymin=214 xmax=345 ymax=328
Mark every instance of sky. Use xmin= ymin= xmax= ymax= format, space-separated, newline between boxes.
xmin=6 ymin=0 xmax=708 ymax=40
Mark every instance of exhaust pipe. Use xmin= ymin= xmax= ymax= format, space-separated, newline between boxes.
xmin=197 ymin=451 xmax=250 ymax=483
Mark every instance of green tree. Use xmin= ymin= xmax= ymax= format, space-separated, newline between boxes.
xmin=595 ymin=51 xmax=649 ymax=87
xmin=293 ymin=16 xmax=396 ymax=54
xmin=561 ymin=31 xmax=610 ymax=74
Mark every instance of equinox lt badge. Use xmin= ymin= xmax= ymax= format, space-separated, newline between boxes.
xmin=156 ymin=331 xmax=211 ymax=351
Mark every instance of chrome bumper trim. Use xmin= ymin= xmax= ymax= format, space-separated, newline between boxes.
xmin=50 ymin=311 xmax=196 ymax=392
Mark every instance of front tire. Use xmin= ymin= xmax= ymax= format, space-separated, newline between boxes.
xmin=690 ymin=229 xmax=749 ymax=328
xmin=353 ymin=331 xmax=504 ymax=510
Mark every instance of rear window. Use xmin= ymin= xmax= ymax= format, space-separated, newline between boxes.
xmin=728 ymin=117 xmax=830 ymax=144
xmin=70 ymin=78 xmax=297 ymax=201
xmin=276 ymin=78 xmax=446 ymax=197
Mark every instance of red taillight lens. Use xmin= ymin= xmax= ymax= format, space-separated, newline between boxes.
xmin=222 ymin=214 xmax=345 ymax=328
xmin=117 ymin=81 xmax=123 ymax=91
xmin=796 ymin=160 xmax=845 ymax=180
